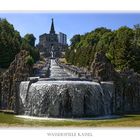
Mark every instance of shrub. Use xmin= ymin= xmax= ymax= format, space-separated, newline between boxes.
xmin=26 ymin=56 xmax=34 ymax=66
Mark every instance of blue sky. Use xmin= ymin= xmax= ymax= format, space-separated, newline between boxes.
xmin=0 ymin=13 xmax=140 ymax=45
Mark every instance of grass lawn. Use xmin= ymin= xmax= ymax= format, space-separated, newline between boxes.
xmin=0 ymin=113 xmax=140 ymax=127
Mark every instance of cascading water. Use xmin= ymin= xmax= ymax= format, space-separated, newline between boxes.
xmin=19 ymin=59 xmax=114 ymax=118
xmin=49 ymin=59 xmax=77 ymax=78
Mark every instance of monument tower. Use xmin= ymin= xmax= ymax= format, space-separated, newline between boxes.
xmin=38 ymin=18 xmax=68 ymax=57
xmin=50 ymin=18 xmax=55 ymax=34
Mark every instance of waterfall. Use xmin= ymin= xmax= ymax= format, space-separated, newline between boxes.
xmin=19 ymin=80 xmax=114 ymax=117
xmin=49 ymin=59 xmax=77 ymax=78
xmin=18 ymin=59 xmax=114 ymax=118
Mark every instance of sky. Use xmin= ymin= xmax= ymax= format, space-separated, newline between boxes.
xmin=0 ymin=13 xmax=140 ymax=45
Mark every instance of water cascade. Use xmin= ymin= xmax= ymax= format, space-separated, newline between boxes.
xmin=49 ymin=59 xmax=77 ymax=79
xmin=18 ymin=59 xmax=114 ymax=118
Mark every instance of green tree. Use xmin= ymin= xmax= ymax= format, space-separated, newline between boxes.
xmin=65 ymin=25 xmax=140 ymax=73
xmin=21 ymin=34 xmax=40 ymax=63
xmin=26 ymin=55 xmax=34 ymax=66
xmin=127 ymin=24 xmax=140 ymax=73
xmin=0 ymin=18 xmax=21 ymax=68
xmin=23 ymin=34 xmax=36 ymax=47
xmin=70 ymin=34 xmax=81 ymax=46
xmin=113 ymin=26 xmax=134 ymax=70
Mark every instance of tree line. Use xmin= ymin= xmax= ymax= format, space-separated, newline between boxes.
xmin=65 ymin=25 xmax=140 ymax=73
xmin=0 ymin=18 xmax=40 ymax=68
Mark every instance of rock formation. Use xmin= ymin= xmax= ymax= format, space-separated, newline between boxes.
xmin=0 ymin=50 xmax=32 ymax=111
xmin=114 ymin=70 xmax=140 ymax=114
xmin=90 ymin=51 xmax=119 ymax=81
xmin=90 ymin=51 xmax=140 ymax=114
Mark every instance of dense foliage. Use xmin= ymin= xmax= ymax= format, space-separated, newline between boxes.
xmin=65 ymin=25 xmax=140 ymax=73
xmin=0 ymin=18 xmax=21 ymax=68
xmin=21 ymin=34 xmax=40 ymax=62
xmin=0 ymin=19 xmax=40 ymax=68
xmin=26 ymin=55 xmax=34 ymax=66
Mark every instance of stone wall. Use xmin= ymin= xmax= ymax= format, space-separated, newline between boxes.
xmin=0 ymin=50 xmax=32 ymax=111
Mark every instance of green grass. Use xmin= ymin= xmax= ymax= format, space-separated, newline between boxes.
xmin=0 ymin=113 xmax=140 ymax=127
